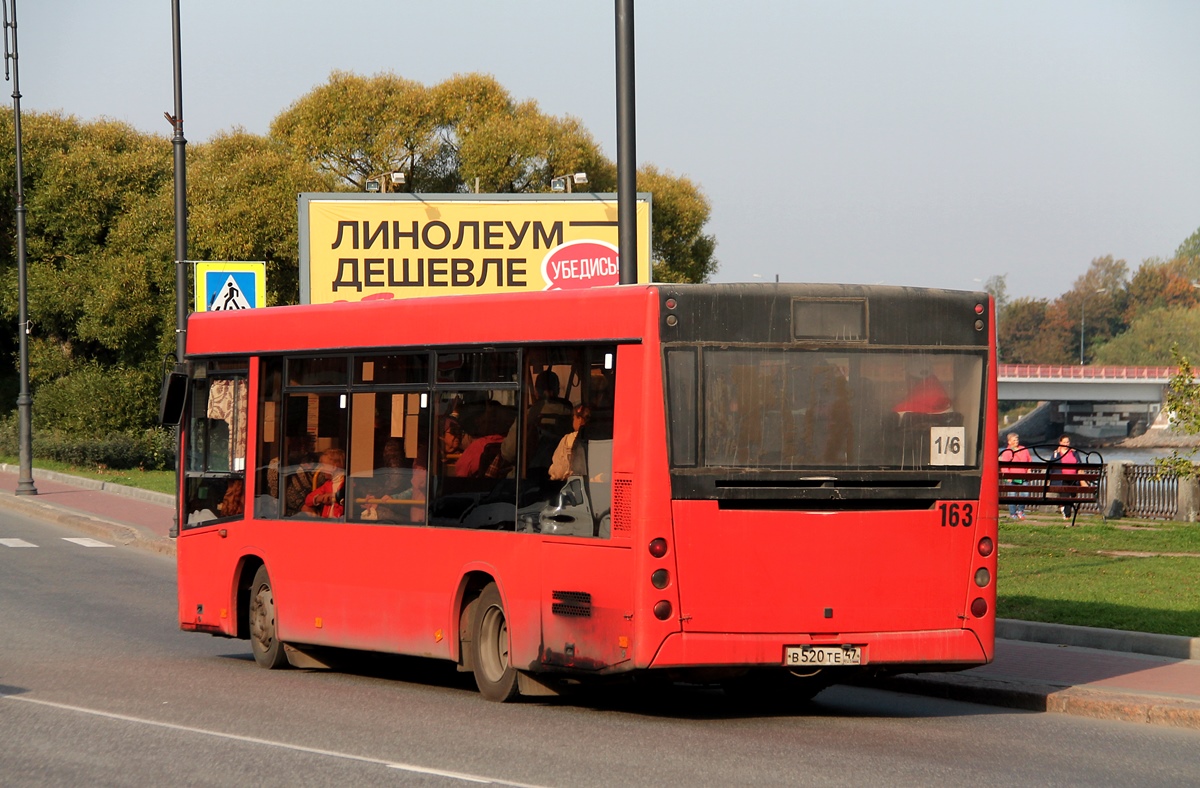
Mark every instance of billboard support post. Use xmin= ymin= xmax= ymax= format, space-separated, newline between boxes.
xmin=615 ymin=0 xmax=637 ymax=285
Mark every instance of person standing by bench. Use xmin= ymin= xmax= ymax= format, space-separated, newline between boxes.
xmin=999 ymin=432 xmax=1030 ymax=520
xmin=1053 ymin=434 xmax=1081 ymax=522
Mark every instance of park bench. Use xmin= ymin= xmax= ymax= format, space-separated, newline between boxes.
xmin=998 ymin=444 xmax=1104 ymax=526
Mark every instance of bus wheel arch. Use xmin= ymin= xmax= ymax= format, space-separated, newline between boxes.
xmin=248 ymin=564 xmax=288 ymax=669
xmin=456 ymin=571 xmax=496 ymax=674
xmin=234 ymin=556 xmax=265 ymax=641
xmin=471 ymin=581 xmax=520 ymax=702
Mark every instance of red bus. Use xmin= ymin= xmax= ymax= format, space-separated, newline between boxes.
xmin=176 ymin=283 xmax=997 ymax=702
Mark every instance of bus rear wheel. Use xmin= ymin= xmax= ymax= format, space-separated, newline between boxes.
xmin=249 ymin=565 xmax=288 ymax=669
xmin=471 ymin=583 xmax=520 ymax=702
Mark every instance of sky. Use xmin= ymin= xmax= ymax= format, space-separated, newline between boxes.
xmin=16 ymin=1 xmax=1200 ymax=300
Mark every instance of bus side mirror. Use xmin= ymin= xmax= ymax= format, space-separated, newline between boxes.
xmin=158 ymin=364 xmax=189 ymax=427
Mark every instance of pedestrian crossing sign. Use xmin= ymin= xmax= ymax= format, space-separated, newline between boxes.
xmin=193 ymin=261 xmax=267 ymax=312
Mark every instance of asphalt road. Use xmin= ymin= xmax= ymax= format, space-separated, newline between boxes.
xmin=3 ymin=506 xmax=1199 ymax=787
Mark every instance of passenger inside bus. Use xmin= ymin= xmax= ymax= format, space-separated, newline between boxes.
xmin=549 ymin=405 xmax=591 ymax=481
xmin=217 ymin=478 xmax=245 ymax=518
xmin=304 ymin=448 xmax=346 ymax=518
xmin=358 ymin=438 xmax=427 ymax=523
xmin=454 ymin=405 xmax=510 ymax=478
xmin=440 ymin=415 xmax=464 ymax=474
xmin=283 ymin=437 xmax=319 ymax=516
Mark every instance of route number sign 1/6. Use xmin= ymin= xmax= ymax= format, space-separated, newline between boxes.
xmin=930 ymin=426 xmax=966 ymax=466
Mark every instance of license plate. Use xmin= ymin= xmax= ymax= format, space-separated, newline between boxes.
xmin=785 ymin=645 xmax=863 ymax=667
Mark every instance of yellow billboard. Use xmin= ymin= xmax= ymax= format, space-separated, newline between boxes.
xmin=298 ymin=194 xmax=652 ymax=304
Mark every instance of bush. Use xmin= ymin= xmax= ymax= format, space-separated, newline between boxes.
xmin=0 ymin=415 xmax=16 ymax=456
xmin=33 ymin=363 xmax=159 ymax=434
xmin=0 ymin=415 xmax=176 ymax=470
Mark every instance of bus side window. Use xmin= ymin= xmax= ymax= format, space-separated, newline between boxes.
xmin=254 ymin=357 xmax=283 ymax=519
xmin=281 ymin=391 xmax=348 ymax=520
xmin=532 ymin=345 xmax=617 ymax=539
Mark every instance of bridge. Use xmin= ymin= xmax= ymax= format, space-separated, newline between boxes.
xmin=998 ymin=365 xmax=1176 ymax=403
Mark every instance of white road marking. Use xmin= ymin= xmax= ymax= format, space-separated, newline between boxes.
xmin=0 ymin=693 xmax=549 ymax=787
xmin=0 ymin=538 xmax=37 ymax=547
xmin=61 ymin=537 xmax=114 ymax=548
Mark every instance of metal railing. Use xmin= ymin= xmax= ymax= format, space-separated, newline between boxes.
xmin=1124 ymin=464 xmax=1179 ymax=520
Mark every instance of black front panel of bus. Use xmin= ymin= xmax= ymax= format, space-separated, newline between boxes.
xmin=657 ymin=283 xmax=989 ymax=349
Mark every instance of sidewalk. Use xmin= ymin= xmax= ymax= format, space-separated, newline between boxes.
xmin=0 ymin=465 xmax=176 ymax=555
xmin=3 ymin=466 xmax=1200 ymax=729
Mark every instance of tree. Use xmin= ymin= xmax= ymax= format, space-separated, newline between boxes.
xmin=1177 ymin=226 xmax=1200 ymax=262
xmin=271 ymin=71 xmax=717 ymax=283
xmin=0 ymin=114 xmax=175 ymax=432
xmin=1058 ymin=256 xmax=1130 ymax=364
xmin=270 ymin=70 xmax=455 ymax=192
xmin=983 ymin=274 xmax=1009 ymax=315
xmin=1125 ymin=257 xmax=1199 ymax=323
xmin=997 ymin=297 xmax=1054 ymax=364
xmin=1156 ymin=347 xmax=1200 ymax=480
xmin=187 ymin=131 xmax=333 ymax=304
xmin=637 ymin=165 xmax=717 ymax=283
xmin=1091 ymin=306 xmax=1200 ymax=365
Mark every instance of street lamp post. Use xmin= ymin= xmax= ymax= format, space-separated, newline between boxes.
xmin=4 ymin=0 xmax=36 ymax=495
xmin=168 ymin=0 xmax=187 ymax=365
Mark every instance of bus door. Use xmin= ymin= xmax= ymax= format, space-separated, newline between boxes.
xmin=178 ymin=362 xmax=250 ymax=636
xmin=532 ymin=347 xmax=634 ymax=673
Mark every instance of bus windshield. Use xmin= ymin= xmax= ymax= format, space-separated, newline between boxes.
xmin=668 ymin=347 xmax=984 ymax=470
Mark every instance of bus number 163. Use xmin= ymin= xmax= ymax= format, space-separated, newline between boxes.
xmin=938 ymin=502 xmax=974 ymax=528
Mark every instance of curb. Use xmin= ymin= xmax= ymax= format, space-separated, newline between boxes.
xmin=878 ymin=671 xmax=1200 ymax=731
xmin=998 ymin=618 xmax=1200 ymax=661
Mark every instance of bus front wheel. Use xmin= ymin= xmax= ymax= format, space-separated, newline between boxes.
xmin=248 ymin=565 xmax=288 ymax=669
xmin=471 ymin=583 xmax=520 ymax=702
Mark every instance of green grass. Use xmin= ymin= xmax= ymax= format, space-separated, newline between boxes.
xmin=998 ymin=512 xmax=1200 ymax=637
xmin=0 ymin=455 xmax=177 ymax=496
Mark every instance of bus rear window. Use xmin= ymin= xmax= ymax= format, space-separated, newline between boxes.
xmin=681 ymin=348 xmax=983 ymax=470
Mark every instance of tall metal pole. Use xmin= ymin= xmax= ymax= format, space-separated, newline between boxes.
xmin=166 ymin=0 xmax=187 ymax=539
xmin=5 ymin=0 xmax=36 ymax=495
xmin=169 ymin=0 xmax=187 ymax=362
xmin=615 ymin=0 xmax=637 ymax=285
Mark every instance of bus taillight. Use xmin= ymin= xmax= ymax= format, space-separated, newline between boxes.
xmin=653 ymin=600 xmax=673 ymax=620
xmin=649 ymin=538 xmax=668 ymax=558
xmin=970 ymin=598 xmax=988 ymax=617
xmin=651 ymin=569 xmax=670 ymax=589
xmin=977 ymin=536 xmax=994 ymax=557
xmin=974 ymin=568 xmax=990 ymax=588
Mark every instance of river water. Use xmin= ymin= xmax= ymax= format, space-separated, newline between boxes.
xmin=1097 ymin=448 xmax=1191 ymax=465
